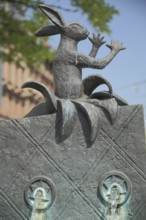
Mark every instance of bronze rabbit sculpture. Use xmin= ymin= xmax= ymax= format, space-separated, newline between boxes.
xmin=22 ymin=4 xmax=127 ymax=146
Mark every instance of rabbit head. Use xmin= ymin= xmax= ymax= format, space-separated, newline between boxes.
xmin=36 ymin=4 xmax=89 ymax=41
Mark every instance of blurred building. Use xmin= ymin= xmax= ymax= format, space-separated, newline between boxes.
xmin=0 ymin=61 xmax=54 ymax=120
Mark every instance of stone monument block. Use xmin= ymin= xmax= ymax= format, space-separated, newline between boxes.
xmin=0 ymin=104 xmax=146 ymax=219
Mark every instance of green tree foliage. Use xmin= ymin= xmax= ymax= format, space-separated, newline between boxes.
xmin=71 ymin=0 xmax=119 ymax=33
xmin=0 ymin=0 xmax=119 ymax=69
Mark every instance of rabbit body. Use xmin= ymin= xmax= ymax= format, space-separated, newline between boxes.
xmin=36 ymin=5 xmax=125 ymax=99
xmin=53 ymin=35 xmax=86 ymax=99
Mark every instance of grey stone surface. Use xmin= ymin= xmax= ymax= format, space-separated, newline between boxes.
xmin=0 ymin=105 xmax=146 ymax=219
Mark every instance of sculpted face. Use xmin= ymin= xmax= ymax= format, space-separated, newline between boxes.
xmin=64 ymin=23 xmax=89 ymax=40
xmin=34 ymin=188 xmax=48 ymax=210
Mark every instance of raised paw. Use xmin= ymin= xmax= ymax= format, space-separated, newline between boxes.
xmin=89 ymin=33 xmax=106 ymax=47
xmin=106 ymin=40 xmax=126 ymax=52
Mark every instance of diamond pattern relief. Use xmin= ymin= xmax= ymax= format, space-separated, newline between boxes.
xmin=0 ymin=191 xmax=27 ymax=220
xmin=0 ymin=105 xmax=146 ymax=219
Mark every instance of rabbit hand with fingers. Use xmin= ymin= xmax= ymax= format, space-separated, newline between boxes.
xmin=22 ymin=4 xmax=127 ymax=146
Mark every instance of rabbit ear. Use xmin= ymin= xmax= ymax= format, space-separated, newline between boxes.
xmin=39 ymin=4 xmax=65 ymax=28
xmin=36 ymin=25 xmax=61 ymax=36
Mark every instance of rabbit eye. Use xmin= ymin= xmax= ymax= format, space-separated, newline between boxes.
xmin=71 ymin=23 xmax=83 ymax=30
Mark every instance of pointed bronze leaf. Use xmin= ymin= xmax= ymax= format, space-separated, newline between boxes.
xmin=83 ymin=74 xmax=113 ymax=96
xmin=90 ymin=91 xmax=128 ymax=106
xmin=89 ymin=98 xmax=118 ymax=124
xmin=56 ymin=99 xmax=77 ymax=142
xmin=22 ymin=81 xmax=57 ymax=114
xmin=73 ymin=101 xmax=101 ymax=146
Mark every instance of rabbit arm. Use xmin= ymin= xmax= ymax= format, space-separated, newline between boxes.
xmin=77 ymin=41 xmax=125 ymax=69
xmin=89 ymin=46 xmax=100 ymax=58
xmin=77 ymin=51 xmax=117 ymax=69
xmin=88 ymin=34 xmax=105 ymax=57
